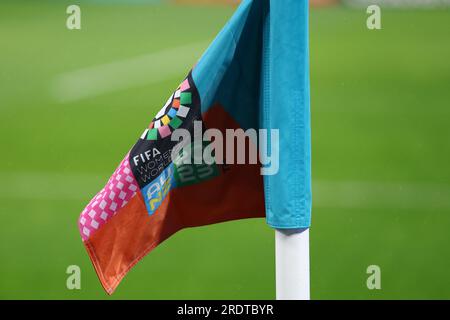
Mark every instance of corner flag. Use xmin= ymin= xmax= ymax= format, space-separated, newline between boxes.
xmin=78 ymin=0 xmax=311 ymax=295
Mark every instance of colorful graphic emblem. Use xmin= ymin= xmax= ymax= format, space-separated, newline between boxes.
xmin=140 ymin=78 xmax=194 ymax=141
xmin=129 ymin=71 xmax=221 ymax=216
xmin=129 ymin=72 xmax=201 ymax=188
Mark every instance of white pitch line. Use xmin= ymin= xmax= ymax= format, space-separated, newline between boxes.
xmin=0 ymin=172 xmax=449 ymax=210
xmin=51 ymin=41 xmax=210 ymax=103
xmin=313 ymin=180 xmax=450 ymax=210
xmin=0 ymin=172 xmax=106 ymax=201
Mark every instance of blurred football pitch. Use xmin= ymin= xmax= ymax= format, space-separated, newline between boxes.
xmin=1 ymin=1 xmax=450 ymax=299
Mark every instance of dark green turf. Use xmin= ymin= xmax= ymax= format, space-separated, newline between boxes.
xmin=1 ymin=2 xmax=450 ymax=299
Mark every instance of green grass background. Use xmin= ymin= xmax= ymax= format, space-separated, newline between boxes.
xmin=0 ymin=1 xmax=450 ymax=299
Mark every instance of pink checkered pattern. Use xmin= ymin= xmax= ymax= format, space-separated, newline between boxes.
xmin=79 ymin=153 xmax=139 ymax=241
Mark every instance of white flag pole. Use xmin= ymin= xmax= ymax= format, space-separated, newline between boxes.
xmin=275 ymin=228 xmax=310 ymax=300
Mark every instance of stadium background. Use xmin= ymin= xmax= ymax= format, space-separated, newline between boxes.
xmin=1 ymin=0 xmax=449 ymax=299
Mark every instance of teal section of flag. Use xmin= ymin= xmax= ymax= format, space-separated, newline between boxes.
xmin=193 ymin=0 xmax=311 ymax=228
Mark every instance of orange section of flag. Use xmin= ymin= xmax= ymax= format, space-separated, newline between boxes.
xmin=83 ymin=104 xmax=265 ymax=294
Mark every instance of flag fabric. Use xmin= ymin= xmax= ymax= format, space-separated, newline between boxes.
xmin=78 ymin=0 xmax=311 ymax=294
